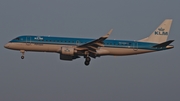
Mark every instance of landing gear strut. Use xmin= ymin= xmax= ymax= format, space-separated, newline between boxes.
xmin=20 ymin=50 xmax=25 ymax=59
xmin=84 ymin=57 xmax=91 ymax=66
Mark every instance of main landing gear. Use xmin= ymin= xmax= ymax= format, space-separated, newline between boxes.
xmin=84 ymin=57 xmax=91 ymax=66
xmin=20 ymin=50 xmax=25 ymax=59
xmin=84 ymin=51 xmax=91 ymax=66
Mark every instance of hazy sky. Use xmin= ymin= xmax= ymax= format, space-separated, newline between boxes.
xmin=0 ymin=0 xmax=180 ymax=101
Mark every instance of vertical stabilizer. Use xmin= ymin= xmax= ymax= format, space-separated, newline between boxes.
xmin=139 ymin=19 xmax=172 ymax=43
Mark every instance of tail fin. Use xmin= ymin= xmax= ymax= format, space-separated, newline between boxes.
xmin=139 ymin=19 xmax=173 ymax=43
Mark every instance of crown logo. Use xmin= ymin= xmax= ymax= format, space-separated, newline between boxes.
xmin=158 ymin=28 xmax=165 ymax=31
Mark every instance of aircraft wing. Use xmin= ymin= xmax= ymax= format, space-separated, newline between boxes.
xmin=76 ymin=29 xmax=113 ymax=57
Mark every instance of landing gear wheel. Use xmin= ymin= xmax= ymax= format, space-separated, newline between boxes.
xmin=84 ymin=57 xmax=91 ymax=66
xmin=21 ymin=56 xmax=24 ymax=59
xmin=84 ymin=61 xmax=90 ymax=66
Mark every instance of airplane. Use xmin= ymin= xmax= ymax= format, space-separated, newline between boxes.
xmin=4 ymin=19 xmax=174 ymax=66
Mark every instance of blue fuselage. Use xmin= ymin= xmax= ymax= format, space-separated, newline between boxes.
xmin=8 ymin=35 xmax=166 ymax=51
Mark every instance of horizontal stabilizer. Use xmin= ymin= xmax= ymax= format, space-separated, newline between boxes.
xmin=153 ymin=40 xmax=174 ymax=47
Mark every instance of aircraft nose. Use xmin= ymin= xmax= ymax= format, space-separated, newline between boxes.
xmin=4 ymin=43 xmax=10 ymax=48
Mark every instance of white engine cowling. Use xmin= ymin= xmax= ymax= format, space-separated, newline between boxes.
xmin=61 ymin=47 xmax=75 ymax=56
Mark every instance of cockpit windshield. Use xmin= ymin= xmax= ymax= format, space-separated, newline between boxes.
xmin=14 ymin=37 xmax=20 ymax=40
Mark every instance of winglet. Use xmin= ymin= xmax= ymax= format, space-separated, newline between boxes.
xmin=102 ymin=29 xmax=113 ymax=38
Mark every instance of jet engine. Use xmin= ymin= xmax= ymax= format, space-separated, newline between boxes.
xmin=59 ymin=47 xmax=77 ymax=61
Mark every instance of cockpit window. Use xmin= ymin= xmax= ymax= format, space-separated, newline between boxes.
xmin=15 ymin=38 xmax=20 ymax=40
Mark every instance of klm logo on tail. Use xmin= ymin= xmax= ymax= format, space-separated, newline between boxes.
xmin=154 ymin=28 xmax=168 ymax=35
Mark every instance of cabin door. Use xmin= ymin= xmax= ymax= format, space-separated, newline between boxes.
xmin=26 ymin=36 xmax=31 ymax=45
xmin=133 ymin=41 xmax=138 ymax=51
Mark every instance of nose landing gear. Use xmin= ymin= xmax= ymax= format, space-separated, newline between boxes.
xmin=20 ymin=50 xmax=25 ymax=59
xmin=21 ymin=56 xmax=24 ymax=59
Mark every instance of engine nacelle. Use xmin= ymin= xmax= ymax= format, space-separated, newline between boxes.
xmin=61 ymin=47 xmax=75 ymax=56
xmin=59 ymin=46 xmax=77 ymax=61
